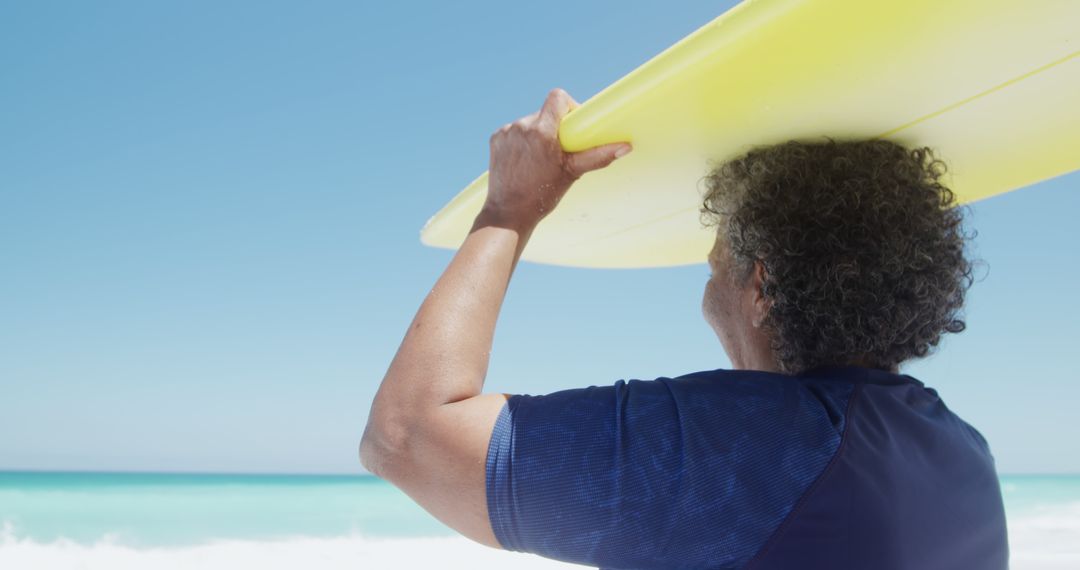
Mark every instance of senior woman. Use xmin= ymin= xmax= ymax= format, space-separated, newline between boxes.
xmin=360 ymin=88 xmax=1008 ymax=569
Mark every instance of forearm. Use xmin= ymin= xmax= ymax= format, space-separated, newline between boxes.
xmin=357 ymin=90 xmax=631 ymax=542
xmin=363 ymin=208 xmax=535 ymax=445
xmin=361 ymin=88 xmax=629 ymax=478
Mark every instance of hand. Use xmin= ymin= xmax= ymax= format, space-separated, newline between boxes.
xmin=480 ymin=88 xmax=632 ymax=232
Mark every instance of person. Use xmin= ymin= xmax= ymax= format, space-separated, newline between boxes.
xmin=359 ymin=88 xmax=1009 ymax=569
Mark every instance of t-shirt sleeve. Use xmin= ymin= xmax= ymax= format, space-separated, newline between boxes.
xmin=485 ymin=380 xmax=658 ymax=567
xmin=484 ymin=374 xmax=849 ymax=569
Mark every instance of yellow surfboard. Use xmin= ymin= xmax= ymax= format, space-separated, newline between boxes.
xmin=420 ymin=0 xmax=1080 ymax=268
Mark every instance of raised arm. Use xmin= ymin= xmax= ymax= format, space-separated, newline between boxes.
xmin=359 ymin=88 xmax=632 ymax=546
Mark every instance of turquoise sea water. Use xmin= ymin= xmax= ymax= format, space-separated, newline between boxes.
xmin=0 ymin=471 xmax=447 ymax=546
xmin=1 ymin=471 xmax=1078 ymax=568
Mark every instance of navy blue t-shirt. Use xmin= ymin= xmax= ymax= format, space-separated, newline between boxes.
xmin=485 ymin=365 xmax=1008 ymax=569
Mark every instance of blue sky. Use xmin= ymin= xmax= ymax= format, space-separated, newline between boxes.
xmin=2 ymin=1 xmax=1077 ymax=475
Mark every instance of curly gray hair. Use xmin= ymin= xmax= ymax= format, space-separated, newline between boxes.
xmin=700 ymin=139 xmax=979 ymax=373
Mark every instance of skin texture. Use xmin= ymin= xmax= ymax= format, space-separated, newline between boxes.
xmin=703 ymin=237 xmax=779 ymax=373
xmin=703 ymin=236 xmax=899 ymax=374
xmin=359 ymin=88 xmax=633 ymax=548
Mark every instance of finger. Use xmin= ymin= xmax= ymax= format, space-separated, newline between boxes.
xmin=539 ymin=88 xmax=573 ymax=126
xmin=513 ymin=112 xmax=538 ymax=128
xmin=564 ymin=142 xmax=633 ymax=178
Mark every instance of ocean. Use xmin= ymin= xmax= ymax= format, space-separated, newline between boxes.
xmin=0 ymin=471 xmax=1077 ymax=569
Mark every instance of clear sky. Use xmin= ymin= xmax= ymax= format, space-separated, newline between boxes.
xmin=2 ymin=1 xmax=1077 ymax=475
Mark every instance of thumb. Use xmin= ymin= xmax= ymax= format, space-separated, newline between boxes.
xmin=565 ymin=143 xmax=632 ymax=178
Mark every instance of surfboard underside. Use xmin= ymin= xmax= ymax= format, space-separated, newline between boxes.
xmin=421 ymin=0 xmax=1080 ymax=268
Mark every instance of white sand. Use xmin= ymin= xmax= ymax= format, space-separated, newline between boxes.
xmin=2 ymin=504 xmax=1078 ymax=569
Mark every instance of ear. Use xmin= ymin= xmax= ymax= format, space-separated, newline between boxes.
xmin=749 ymin=259 xmax=771 ymax=328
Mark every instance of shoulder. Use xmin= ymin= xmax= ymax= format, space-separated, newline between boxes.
xmin=506 ymin=368 xmax=856 ymax=427
xmin=634 ymin=368 xmax=856 ymax=431
xmin=487 ymin=368 xmax=859 ymax=567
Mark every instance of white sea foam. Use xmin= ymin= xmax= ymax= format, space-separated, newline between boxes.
xmin=2 ymin=503 xmax=1079 ymax=570
xmin=1007 ymin=501 xmax=1080 ymax=569
xmin=0 ymin=523 xmax=580 ymax=570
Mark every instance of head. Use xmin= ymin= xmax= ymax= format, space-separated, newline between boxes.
xmin=699 ymin=139 xmax=977 ymax=375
